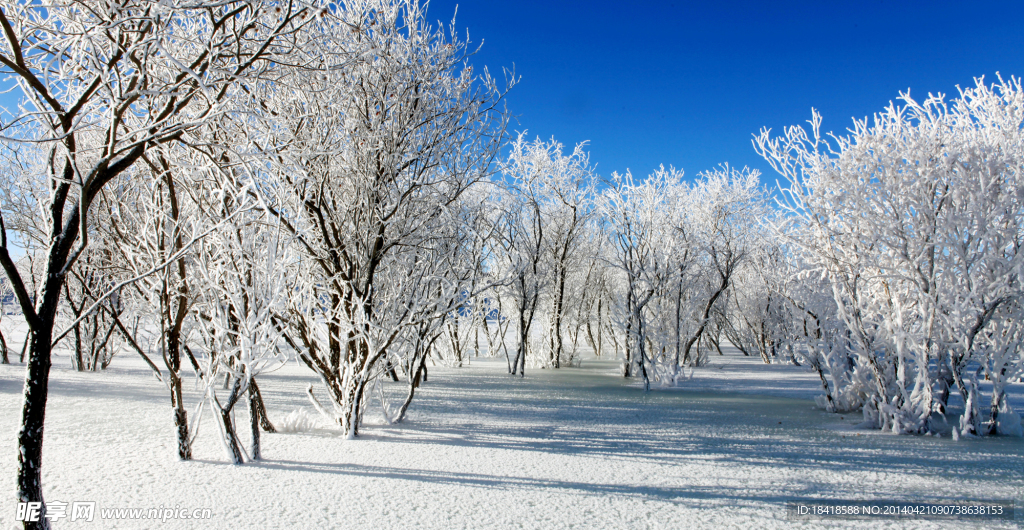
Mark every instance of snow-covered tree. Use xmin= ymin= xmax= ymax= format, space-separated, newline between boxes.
xmin=491 ymin=134 xmax=595 ymax=373
xmin=599 ymin=165 xmax=765 ymax=389
xmin=756 ymin=75 xmax=1024 ymax=436
xmin=244 ymin=0 xmax=510 ymax=436
xmin=536 ymin=139 xmax=595 ymax=368
xmin=674 ymin=166 xmax=766 ymax=368
xmin=190 ymin=204 xmax=290 ymax=463
xmin=601 ymin=169 xmax=675 ymax=388
xmin=0 ymin=0 xmax=313 ymax=522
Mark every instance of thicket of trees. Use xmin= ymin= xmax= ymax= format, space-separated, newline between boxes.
xmin=1 ymin=0 xmax=1022 ymax=526
xmin=756 ymin=78 xmax=1024 ymax=437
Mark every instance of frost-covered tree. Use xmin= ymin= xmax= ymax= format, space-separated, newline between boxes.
xmin=540 ymin=143 xmax=598 ymax=370
xmin=756 ymin=75 xmax=1024 ymax=436
xmin=491 ymin=134 xmax=595 ymax=373
xmin=99 ymin=146 xmax=213 ymax=460
xmin=674 ymin=166 xmax=766 ymax=369
xmin=578 ymin=234 xmax=618 ymax=360
xmin=0 ymin=0 xmax=312 ymax=523
xmin=59 ymin=239 xmax=125 ymax=372
xmin=599 ymin=165 xmax=764 ymax=389
xmin=600 ymin=169 xmax=676 ymax=388
xmin=536 ymin=139 xmax=595 ymax=368
xmin=190 ymin=204 xmax=290 ymax=463
xmin=245 ymin=0 xmax=510 ymax=436
xmin=492 ymin=164 xmax=547 ymax=376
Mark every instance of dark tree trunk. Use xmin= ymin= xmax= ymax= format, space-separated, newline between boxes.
xmin=221 ymin=407 xmax=244 ymax=464
xmin=0 ymin=329 xmax=8 ymax=364
xmin=72 ymin=322 xmax=83 ymax=371
xmin=634 ymin=306 xmax=650 ymax=391
xmin=18 ymin=327 xmax=54 ymax=529
xmin=249 ymin=379 xmax=276 ymax=433
xmin=166 ymin=324 xmax=192 ymax=460
xmin=815 ymin=363 xmax=835 ymax=412
xmin=248 ymin=382 xmax=262 ymax=460
xmin=511 ymin=291 xmax=528 ymax=376
xmin=170 ymin=376 xmax=191 ymax=460
xmin=20 ymin=329 xmax=31 ymax=363
xmin=219 ymin=379 xmax=244 ymax=464
xmin=349 ymin=379 xmax=369 ymax=437
xmin=550 ymin=267 xmax=567 ymax=368
xmin=11 ymin=232 xmax=73 ymax=530
xmin=623 ymin=298 xmax=632 ymax=378
xmin=682 ymin=275 xmax=729 ymax=366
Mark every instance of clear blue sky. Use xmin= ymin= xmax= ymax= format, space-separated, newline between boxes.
xmin=3 ymin=1 xmax=1021 ymax=185
xmin=430 ymin=0 xmax=1024 ymax=183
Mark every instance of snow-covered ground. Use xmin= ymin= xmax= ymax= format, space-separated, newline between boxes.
xmin=0 ymin=333 xmax=1021 ymax=528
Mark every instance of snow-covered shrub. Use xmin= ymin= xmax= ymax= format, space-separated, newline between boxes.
xmin=276 ymin=409 xmax=321 ymax=434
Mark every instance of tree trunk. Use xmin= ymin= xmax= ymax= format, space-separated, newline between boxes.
xmin=550 ymin=267 xmax=567 ymax=368
xmin=165 ymin=323 xmax=192 ymax=460
xmin=170 ymin=374 xmax=191 ymax=460
xmin=340 ymin=378 xmax=369 ymax=438
xmin=674 ymin=274 xmax=683 ymax=367
xmin=395 ymin=349 xmax=428 ymax=423
xmin=20 ymin=329 xmax=31 ymax=363
xmin=249 ymin=379 xmax=276 ymax=432
xmin=815 ymin=362 xmax=835 ymax=412
xmin=585 ymin=300 xmax=598 ymax=358
xmin=682 ymin=275 xmax=729 ymax=366
xmin=18 ymin=326 xmax=54 ymax=530
xmin=248 ymin=382 xmax=262 ymax=460
xmin=512 ymin=294 xmax=528 ymax=376
xmin=623 ymin=291 xmax=633 ymax=378
xmin=218 ymin=378 xmax=244 ymax=465
xmin=0 ymin=329 xmax=8 ymax=364
xmin=220 ymin=407 xmax=244 ymax=465
xmin=72 ymin=322 xmax=83 ymax=371
xmin=634 ymin=306 xmax=650 ymax=391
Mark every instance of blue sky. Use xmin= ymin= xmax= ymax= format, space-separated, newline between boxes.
xmin=3 ymin=1 xmax=1021 ymax=186
xmin=429 ymin=0 xmax=1024 ymax=184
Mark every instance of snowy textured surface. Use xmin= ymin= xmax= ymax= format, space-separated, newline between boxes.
xmin=0 ymin=337 xmax=1021 ymax=528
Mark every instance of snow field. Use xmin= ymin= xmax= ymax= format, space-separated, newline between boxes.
xmin=0 ymin=342 xmax=1020 ymax=529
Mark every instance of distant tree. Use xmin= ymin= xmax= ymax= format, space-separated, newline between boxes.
xmin=493 ymin=134 xmax=594 ymax=373
xmin=600 ymin=168 xmax=676 ymax=389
